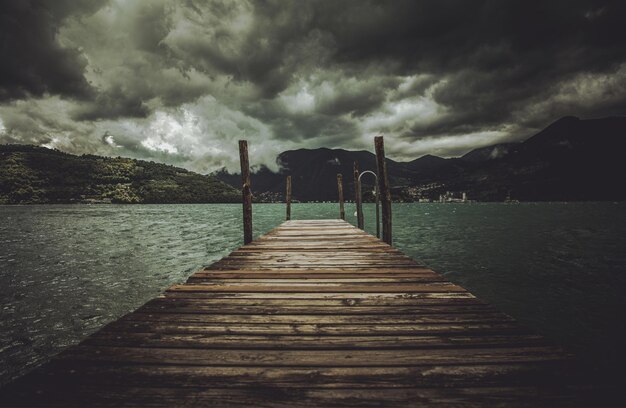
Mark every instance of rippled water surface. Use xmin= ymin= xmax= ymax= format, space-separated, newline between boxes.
xmin=1 ymin=202 xmax=625 ymax=385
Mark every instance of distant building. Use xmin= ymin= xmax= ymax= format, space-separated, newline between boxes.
xmin=439 ymin=191 xmax=471 ymax=203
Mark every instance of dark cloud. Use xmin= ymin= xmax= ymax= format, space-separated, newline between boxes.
xmin=72 ymin=85 xmax=150 ymax=121
xmin=268 ymin=111 xmax=360 ymax=145
xmin=1 ymin=0 xmax=625 ymax=170
xmin=0 ymin=0 xmax=104 ymax=101
xmin=306 ymin=0 xmax=626 ymax=137
xmin=170 ymin=0 xmax=626 ymax=140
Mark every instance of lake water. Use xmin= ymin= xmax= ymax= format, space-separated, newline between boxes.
xmin=1 ymin=202 xmax=625 ymax=386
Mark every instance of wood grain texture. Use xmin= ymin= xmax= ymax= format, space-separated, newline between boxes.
xmin=354 ymin=161 xmax=364 ymax=229
xmin=0 ymin=220 xmax=593 ymax=407
xmin=374 ymin=136 xmax=392 ymax=245
xmin=337 ymin=173 xmax=345 ymax=220
xmin=285 ymin=176 xmax=291 ymax=221
xmin=239 ymin=140 xmax=252 ymax=244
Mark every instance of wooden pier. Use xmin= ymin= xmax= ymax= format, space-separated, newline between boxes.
xmin=0 ymin=219 xmax=588 ymax=406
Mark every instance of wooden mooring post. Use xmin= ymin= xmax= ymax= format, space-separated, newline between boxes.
xmin=285 ymin=176 xmax=292 ymax=221
xmin=375 ymin=136 xmax=392 ymax=245
xmin=337 ymin=174 xmax=345 ymax=220
xmin=239 ymin=140 xmax=252 ymax=244
xmin=375 ymin=181 xmax=381 ymax=239
xmin=353 ymin=161 xmax=364 ymax=229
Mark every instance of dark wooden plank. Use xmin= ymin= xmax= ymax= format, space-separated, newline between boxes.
xmin=191 ymin=272 xmax=438 ymax=278
xmin=165 ymin=283 xmax=466 ymax=293
xmin=257 ymin=234 xmax=375 ymax=240
xmin=119 ymin=312 xmax=515 ymax=325
xmin=101 ymin=321 xmax=531 ymax=336
xmin=186 ymin=277 xmax=448 ymax=284
xmin=200 ymin=266 xmax=433 ymax=272
xmin=57 ymin=345 xmax=569 ymax=366
xmin=6 ymin=361 xmax=578 ymax=389
xmin=237 ymin=246 xmax=398 ymax=251
xmin=0 ymin=384 xmax=581 ymax=407
xmin=138 ymin=300 xmax=496 ymax=315
xmin=160 ymin=293 xmax=486 ymax=305
xmin=83 ymin=333 xmax=548 ymax=350
xmin=207 ymin=264 xmax=427 ymax=270
xmin=161 ymin=291 xmax=483 ymax=300
xmin=226 ymin=251 xmax=410 ymax=258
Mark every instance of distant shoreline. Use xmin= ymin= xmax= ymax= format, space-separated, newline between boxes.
xmin=2 ymin=200 xmax=623 ymax=206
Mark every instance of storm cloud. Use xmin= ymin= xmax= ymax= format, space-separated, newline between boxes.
xmin=1 ymin=0 xmax=625 ymax=171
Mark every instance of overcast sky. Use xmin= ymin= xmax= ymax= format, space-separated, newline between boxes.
xmin=1 ymin=1 xmax=625 ymax=172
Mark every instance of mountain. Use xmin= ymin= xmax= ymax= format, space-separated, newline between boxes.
xmin=0 ymin=145 xmax=239 ymax=204
xmin=449 ymin=116 xmax=626 ymax=201
xmin=214 ymin=116 xmax=626 ymax=202
xmin=214 ymin=147 xmax=410 ymax=202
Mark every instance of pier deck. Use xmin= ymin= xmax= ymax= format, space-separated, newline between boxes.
xmin=1 ymin=220 xmax=584 ymax=406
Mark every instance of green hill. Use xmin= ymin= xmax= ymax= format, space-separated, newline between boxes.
xmin=0 ymin=145 xmax=240 ymax=204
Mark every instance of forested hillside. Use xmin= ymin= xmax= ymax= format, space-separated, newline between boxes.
xmin=0 ymin=145 xmax=239 ymax=204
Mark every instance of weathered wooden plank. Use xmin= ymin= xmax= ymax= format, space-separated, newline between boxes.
xmin=265 ymin=231 xmax=371 ymax=236
xmin=202 ymin=267 xmax=433 ymax=274
xmin=237 ymin=246 xmax=398 ymax=251
xmin=226 ymin=251 xmax=410 ymax=258
xmin=265 ymin=234 xmax=375 ymax=239
xmin=214 ymin=254 xmax=416 ymax=260
xmin=207 ymin=264 xmax=427 ymax=270
xmin=138 ymin=300 xmax=495 ymax=315
xmin=162 ymin=291 xmax=480 ymax=300
xmin=217 ymin=257 xmax=418 ymax=262
xmin=220 ymin=259 xmax=417 ymax=265
xmin=120 ymin=313 xmax=515 ymax=325
xmin=262 ymin=236 xmax=373 ymax=240
xmin=0 ymin=384 xmax=580 ymax=408
xmin=186 ymin=277 xmax=448 ymax=285
xmin=189 ymin=272 xmax=441 ymax=279
xmin=6 ymin=361 xmax=578 ymax=390
xmin=243 ymin=243 xmax=386 ymax=248
xmin=160 ymin=293 xmax=485 ymax=304
xmin=182 ymin=280 xmax=449 ymax=286
xmin=58 ymin=345 xmax=569 ymax=366
xmin=166 ymin=283 xmax=466 ymax=293
xmin=102 ymin=321 xmax=530 ymax=336
xmin=83 ymin=333 xmax=548 ymax=350
xmin=229 ymin=251 xmax=406 ymax=257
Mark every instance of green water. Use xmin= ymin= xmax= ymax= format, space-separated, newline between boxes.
xmin=1 ymin=202 xmax=625 ymax=385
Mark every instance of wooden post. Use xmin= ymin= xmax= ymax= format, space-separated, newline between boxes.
xmin=375 ymin=183 xmax=380 ymax=239
xmin=353 ymin=161 xmax=364 ymax=229
xmin=337 ymin=174 xmax=345 ymax=220
xmin=239 ymin=140 xmax=252 ymax=244
xmin=375 ymin=136 xmax=392 ymax=245
xmin=285 ymin=176 xmax=292 ymax=221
